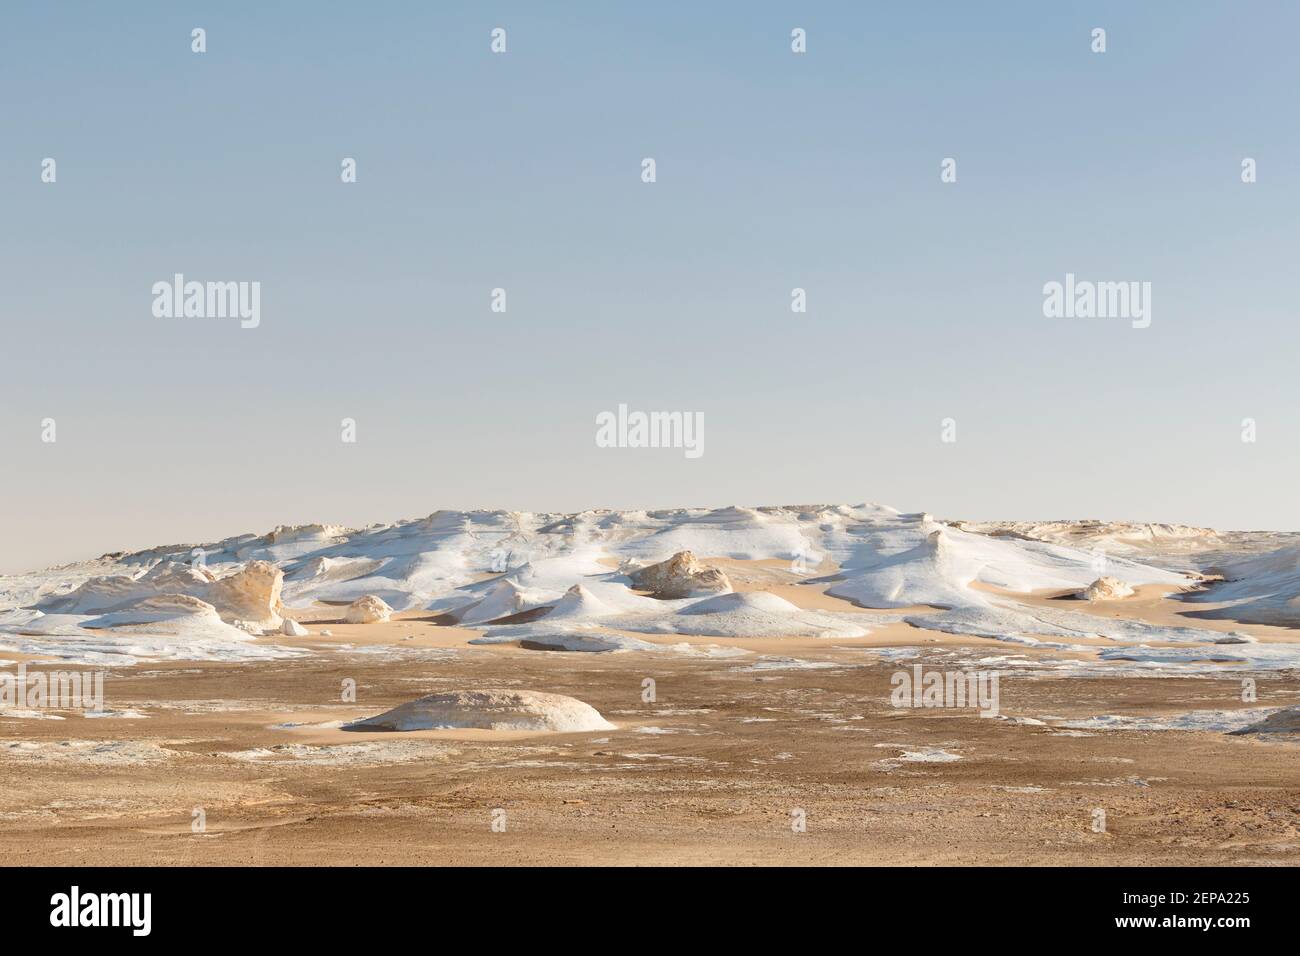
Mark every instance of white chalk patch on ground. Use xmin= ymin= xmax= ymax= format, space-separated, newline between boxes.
xmin=0 ymin=709 xmax=66 ymax=720
xmin=224 ymin=742 xmax=455 ymax=766
xmin=82 ymin=709 xmax=149 ymax=719
xmin=897 ymin=748 xmax=963 ymax=762
xmin=1055 ymin=708 xmax=1283 ymax=733
xmin=470 ymin=627 xmax=661 ymax=653
xmin=0 ymin=740 xmax=171 ymax=765
xmin=873 ymin=744 xmax=964 ymax=770
xmin=737 ymin=656 xmax=846 ymax=672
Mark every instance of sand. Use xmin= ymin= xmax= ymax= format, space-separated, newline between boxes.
xmin=2 ymin=587 xmax=1299 ymax=866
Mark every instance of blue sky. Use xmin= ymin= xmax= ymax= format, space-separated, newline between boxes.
xmin=2 ymin=2 xmax=1297 ymax=571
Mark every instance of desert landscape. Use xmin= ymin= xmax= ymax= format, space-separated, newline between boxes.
xmin=2 ymin=504 xmax=1298 ymax=866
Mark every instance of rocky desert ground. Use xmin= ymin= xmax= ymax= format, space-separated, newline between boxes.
xmin=3 ymin=505 xmax=1298 ymax=865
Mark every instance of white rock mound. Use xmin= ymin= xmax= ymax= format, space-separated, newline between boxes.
xmin=80 ymin=594 xmax=255 ymax=641
xmin=626 ymin=590 xmax=871 ymax=639
xmin=628 ymin=551 xmax=732 ymax=598
xmin=1079 ymin=576 xmax=1135 ymax=601
xmin=345 ymin=595 xmax=392 ymax=624
xmin=346 ymin=690 xmax=614 ymax=732
xmin=1228 ymin=706 xmax=1300 ymax=735
xmin=281 ymin=618 xmax=309 ymax=636
xmin=543 ymin=584 xmax=620 ymax=621
xmin=455 ymin=579 xmax=551 ymax=625
xmin=204 ymin=560 xmax=284 ymax=628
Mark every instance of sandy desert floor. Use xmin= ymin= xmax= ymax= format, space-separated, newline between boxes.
xmin=4 ymin=576 xmax=1298 ymax=867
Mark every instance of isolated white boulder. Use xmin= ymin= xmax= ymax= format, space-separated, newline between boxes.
xmin=628 ymin=551 xmax=732 ymax=599
xmin=345 ymin=594 xmax=392 ymax=624
xmin=347 ymin=690 xmax=614 ymax=733
xmin=1079 ymin=576 xmax=1135 ymax=601
xmin=281 ymin=618 xmax=309 ymax=637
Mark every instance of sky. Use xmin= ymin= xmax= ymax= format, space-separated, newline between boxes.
xmin=2 ymin=1 xmax=1298 ymax=572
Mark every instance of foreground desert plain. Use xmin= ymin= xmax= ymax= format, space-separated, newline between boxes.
xmin=2 ymin=504 xmax=1299 ymax=866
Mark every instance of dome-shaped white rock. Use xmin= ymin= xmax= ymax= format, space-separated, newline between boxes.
xmin=345 ymin=594 xmax=392 ymax=624
xmin=1079 ymin=577 xmax=1135 ymax=601
xmin=346 ymin=690 xmax=614 ymax=732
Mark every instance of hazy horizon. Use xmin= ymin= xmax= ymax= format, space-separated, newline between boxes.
xmin=4 ymin=1 xmax=1298 ymax=573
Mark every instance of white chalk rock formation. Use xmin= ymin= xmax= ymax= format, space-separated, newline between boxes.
xmin=204 ymin=560 xmax=284 ymax=628
xmin=1229 ymin=706 xmax=1300 ymax=735
xmin=1079 ymin=576 xmax=1135 ymax=601
xmin=542 ymin=583 xmax=620 ymax=621
xmin=632 ymin=590 xmax=870 ymax=638
xmin=346 ymin=689 xmax=614 ymax=732
xmin=455 ymin=579 xmax=550 ymax=625
xmin=345 ymin=594 xmax=393 ymax=624
xmin=281 ymin=618 xmax=309 ymax=636
xmin=80 ymin=594 xmax=254 ymax=641
xmin=628 ymin=550 xmax=731 ymax=599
